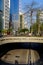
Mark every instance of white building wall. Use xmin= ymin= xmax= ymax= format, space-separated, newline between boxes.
xmin=2 ymin=0 xmax=10 ymax=30
xmin=13 ymin=20 xmax=19 ymax=31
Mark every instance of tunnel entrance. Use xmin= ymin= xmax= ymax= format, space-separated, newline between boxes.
xmin=1 ymin=49 xmax=40 ymax=65
xmin=0 ymin=43 xmax=43 ymax=65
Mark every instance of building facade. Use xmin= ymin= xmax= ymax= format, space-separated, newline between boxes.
xmin=39 ymin=11 xmax=43 ymax=22
xmin=10 ymin=0 xmax=19 ymax=32
xmin=0 ymin=0 xmax=10 ymax=34
xmin=0 ymin=10 xmax=3 ymax=35
xmin=10 ymin=0 xmax=28 ymax=34
xmin=2 ymin=0 xmax=10 ymax=30
xmin=0 ymin=0 xmax=10 ymax=35
xmin=19 ymin=13 xmax=25 ymax=29
xmin=0 ymin=0 xmax=3 ymax=34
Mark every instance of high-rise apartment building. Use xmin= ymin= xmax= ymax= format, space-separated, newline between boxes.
xmin=2 ymin=0 xmax=10 ymax=30
xmin=19 ymin=13 xmax=25 ymax=29
xmin=39 ymin=11 xmax=43 ymax=22
xmin=0 ymin=0 xmax=10 ymax=35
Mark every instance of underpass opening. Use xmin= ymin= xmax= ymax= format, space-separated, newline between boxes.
xmin=0 ymin=43 xmax=43 ymax=65
xmin=1 ymin=49 xmax=40 ymax=65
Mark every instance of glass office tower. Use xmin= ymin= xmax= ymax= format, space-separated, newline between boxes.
xmin=10 ymin=0 xmax=19 ymax=32
xmin=10 ymin=0 xmax=19 ymax=20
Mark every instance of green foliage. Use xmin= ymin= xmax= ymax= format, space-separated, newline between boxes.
xmin=8 ymin=28 xmax=12 ymax=32
xmin=40 ymin=22 xmax=43 ymax=32
xmin=19 ymin=28 xmax=29 ymax=33
xmin=0 ymin=29 xmax=7 ymax=35
xmin=32 ymin=22 xmax=38 ymax=35
xmin=2 ymin=29 xmax=7 ymax=33
xmin=7 ymin=27 xmax=13 ymax=34
xmin=32 ymin=22 xmax=43 ymax=36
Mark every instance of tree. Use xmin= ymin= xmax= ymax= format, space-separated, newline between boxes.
xmin=40 ymin=22 xmax=43 ymax=36
xmin=19 ymin=28 xmax=29 ymax=34
xmin=36 ymin=10 xmax=41 ymax=35
xmin=7 ymin=27 xmax=13 ymax=35
xmin=40 ymin=22 xmax=43 ymax=31
xmin=32 ymin=22 xmax=38 ymax=35
xmin=2 ymin=29 xmax=7 ymax=35
xmin=23 ymin=0 xmax=43 ymax=36
xmin=24 ymin=0 xmax=39 ymax=35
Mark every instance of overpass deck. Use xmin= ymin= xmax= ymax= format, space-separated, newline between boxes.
xmin=0 ymin=37 xmax=43 ymax=45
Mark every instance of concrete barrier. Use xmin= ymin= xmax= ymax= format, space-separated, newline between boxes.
xmin=0 ymin=37 xmax=43 ymax=45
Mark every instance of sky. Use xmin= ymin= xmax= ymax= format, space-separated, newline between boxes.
xmin=21 ymin=0 xmax=43 ymax=5
xmin=20 ymin=0 xmax=43 ymax=13
xmin=10 ymin=0 xmax=43 ymax=28
xmin=10 ymin=0 xmax=43 ymax=14
xmin=19 ymin=0 xmax=43 ymax=28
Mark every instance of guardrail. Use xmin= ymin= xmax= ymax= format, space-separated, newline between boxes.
xmin=0 ymin=37 xmax=43 ymax=45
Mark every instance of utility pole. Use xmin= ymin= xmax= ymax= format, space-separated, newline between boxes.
xmin=36 ymin=10 xmax=41 ymax=36
xmin=30 ymin=10 xmax=33 ymax=35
